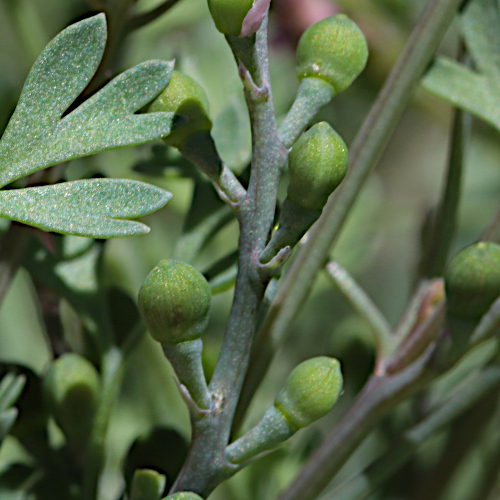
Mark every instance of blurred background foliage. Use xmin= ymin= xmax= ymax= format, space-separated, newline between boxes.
xmin=0 ymin=0 xmax=499 ymax=499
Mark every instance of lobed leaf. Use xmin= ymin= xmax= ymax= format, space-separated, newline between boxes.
xmin=0 ymin=14 xmax=175 ymax=188
xmin=0 ymin=179 xmax=172 ymax=238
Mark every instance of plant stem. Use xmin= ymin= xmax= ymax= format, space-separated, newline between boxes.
xmin=277 ymin=349 xmax=437 ymax=500
xmin=244 ymin=0 xmax=464 ymax=429
xmin=0 ymin=223 xmax=31 ymax=307
xmin=278 ymin=78 xmax=334 ymax=149
xmin=83 ymin=346 xmax=125 ymax=500
xmin=419 ymin=63 xmax=468 ymax=278
xmin=170 ymin=16 xmax=287 ymax=496
xmin=325 ymin=261 xmax=393 ymax=363
xmin=127 ymin=0 xmax=184 ymax=32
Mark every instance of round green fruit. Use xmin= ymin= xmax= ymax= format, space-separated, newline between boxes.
xmin=274 ymin=357 xmax=343 ymax=432
xmin=287 ymin=122 xmax=348 ymax=211
xmin=138 ymin=260 xmax=212 ymax=346
xmin=43 ymin=353 xmax=100 ymax=446
xmin=207 ymin=0 xmax=254 ymax=36
xmin=148 ymin=71 xmax=212 ymax=148
xmin=445 ymin=242 xmax=500 ymax=320
xmin=296 ymin=14 xmax=368 ymax=95
xmin=163 ymin=493 xmax=203 ymax=500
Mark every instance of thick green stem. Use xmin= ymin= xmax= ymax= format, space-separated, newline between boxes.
xmin=170 ymin=15 xmax=287 ymax=496
xmin=278 ymin=78 xmax=334 ymax=149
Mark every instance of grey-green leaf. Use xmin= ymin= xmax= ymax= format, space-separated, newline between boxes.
xmin=0 ymin=179 xmax=172 ymax=238
xmin=0 ymin=14 xmax=175 ymax=188
xmin=421 ymin=56 xmax=500 ymax=129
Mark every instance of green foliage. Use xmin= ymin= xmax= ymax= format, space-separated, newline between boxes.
xmin=422 ymin=0 xmax=500 ymax=131
xmin=0 ymin=1 xmax=499 ymax=500
xmin=0 ymin=13 xmax=174 ymax=238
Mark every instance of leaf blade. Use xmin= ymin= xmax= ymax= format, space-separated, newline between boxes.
xmin=0 ymin=179 xmax=172 ymax=238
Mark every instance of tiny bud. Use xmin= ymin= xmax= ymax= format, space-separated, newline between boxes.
xmin=43 ymin=353 xmax=100 ymax=447
xmin=274 ymin=357 xmax=343 ymax=431
xmin=148 ymin=71 xmax=212 ymax=148
xmin=130 ymin=469 xmax=166 ymax=500
xmin=163 ymin=493 xmax=203 ymax=500
xmin=207 ymin=0 xmax=254 ymax=36
xmin=445 ymin=242 xmax=500 ymax=320
xmin=296 ymin=14 xmax=368 ymax=95
xmin=138 ymin=260 xmax=212 ymax=346
xmin=287 ymin=122 xmax=348 ymax=211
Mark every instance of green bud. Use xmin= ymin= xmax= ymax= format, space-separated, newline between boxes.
xmin=287 ymin=122 xmax=348 ymax=211
xmin=163 ymin=493 xmax=203 ymax=500
xmin=130 ymin=469 xmax=166 ymax=500
xmin=296 ymin=14 xmax=368 ymax=95
xmin=43 ymin=354 xmax=100 ymax=447
xmin=274 ymin=357 xmax=343 ymax=432
xmin=445 ymin=242 xmax=500 ymax=320
xmin=148 ymin=71 xmax=212 ymax=148
xmin=207 ymin=0 xmax=254 ymax=36
xmin=138 ymin=260 xmax=212 ymax=346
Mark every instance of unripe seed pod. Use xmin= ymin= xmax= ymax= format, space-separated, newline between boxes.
xmin=148 ymin=71 xmax=212 ymax=148
xmin=445 ymin=242 xmax=500 ymax=320
xmin=274 ymin=357 xmax=343 ymax=432
xmin=296 ymin=14 xmax=368 ymax=95
xmin=130 ymin=469 xmax=166 ymax=500
xmin=138 ymin=260 xmax=211 ymax=346
xmin=207 ymin=0 xmax=254 ymax=36
xmin=287 ymin=122 xmax=348 ymax=211
xmin=163 ymin=493 xmax=203 ymax=500
xmin=43 ymin=353 xmax=100 ymax=447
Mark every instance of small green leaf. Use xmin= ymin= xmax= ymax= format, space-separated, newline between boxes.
xmin=0 ymin=179 xmax=172 ymax=238
xmin=0 ymin=14 xmax=175 ymax=188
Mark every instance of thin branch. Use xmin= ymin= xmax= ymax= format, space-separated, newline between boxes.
xmin=325 ymin=261 xmax=393 ymax=363
xmin=127 ymin=0 xmax=184 ymax=32
xmin=419 ymin=48 xmax=469 ymax=277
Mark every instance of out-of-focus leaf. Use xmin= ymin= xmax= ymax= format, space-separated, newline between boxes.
xmin=461 ymin=0 xmax=500 ymax=79
xmin=0 ymin=14 xmax=175 ymax=188
xmin=421 ymin=58 xmax=498 ymax=128
xmin=0 ymin=463 xmax=38 ymax=500
xmin=0 ymin=407 xmax=18 ymax=440
xmin=422 ymin=0 xmax=500 ymax=131
xmin=212 ymin=95 xmax=251 ymax=174
xmin=0 ymin=373 xmax=26 ymax=412
xmin=173 ymin=179 xmax=233 ymax=263
xmin=0 ymin=179 xmax=172 ymax=237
